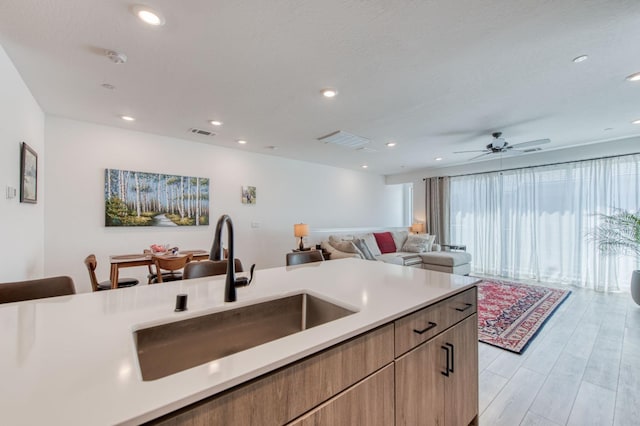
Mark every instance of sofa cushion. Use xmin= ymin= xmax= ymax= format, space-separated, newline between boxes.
xmin=328 ymin=236 xmax=362 ymax=256
xmin=419 ymin=251 xmax=472 ymax=267
xmin=373 ymin=232 xmax=396 ymax=254
xmin=375 ymin=253 xmax=405 ymax=265
xmin=321 ymin=241 xmax=362 ymax=259
xmin=356 ymin=233 xmax=382 ymax=256
xmin=391 ymin=231 xmax=409 ymax=252
xmin=353 ymin=238 xmax=376 ymax=260
xmin=401 ymin=234 xmax=435 ymax=253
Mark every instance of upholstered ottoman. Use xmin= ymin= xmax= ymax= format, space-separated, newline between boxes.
xmin=419 ymin=251 xmax=472 ymax=275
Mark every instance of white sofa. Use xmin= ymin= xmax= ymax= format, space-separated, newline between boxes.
xmin=319 ymin=229 xmax=471 ymax=275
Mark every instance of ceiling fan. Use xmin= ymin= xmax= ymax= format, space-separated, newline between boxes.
xmin=454 ymin=132 xmax=550 ymax=161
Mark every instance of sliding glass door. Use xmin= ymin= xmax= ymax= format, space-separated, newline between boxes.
xmin=449 ymin=154 xmax=640 ymax=291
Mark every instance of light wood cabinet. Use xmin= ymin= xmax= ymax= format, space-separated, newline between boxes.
xmin=149 ymin=287 xmax=478 ymax=426
xmin=287 ymin=364 xmax=394 ymax=426
xmin=396 ymin=314 xmax=478 ymax=426
xmin=149 ymin=325 xmax=394 ymax=426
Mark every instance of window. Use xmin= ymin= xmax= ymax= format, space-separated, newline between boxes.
xmin=449 ymin=154 xmax=640 ymax=291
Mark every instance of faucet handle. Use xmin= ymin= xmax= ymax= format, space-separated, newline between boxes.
xmin=234 ymin=264 xmax=256 ymax=287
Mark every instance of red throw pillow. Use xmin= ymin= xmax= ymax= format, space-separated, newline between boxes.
xmin=373 ymin=232 xmax=396 ymax=254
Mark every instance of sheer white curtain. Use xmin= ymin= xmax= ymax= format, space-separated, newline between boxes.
xmin=450 ymin=154 xmax=640 ymax=292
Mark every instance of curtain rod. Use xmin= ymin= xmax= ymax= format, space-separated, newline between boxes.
xmin=422 ymin=152 xmax=640 ymax=180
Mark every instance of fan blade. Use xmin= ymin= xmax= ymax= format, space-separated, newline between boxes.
xmin=469 ymin=152 xmax=492 ymax=161
xmin=453 ymin=150 xmax=488 ymax=154
xmin=511 ymin=147 xmax=543 ymax=153
xmin=510 ymin=138 xmax=550 ymax=149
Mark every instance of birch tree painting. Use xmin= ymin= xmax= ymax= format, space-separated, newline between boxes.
xmin=105 ymin=169 xmax=210 ymax=227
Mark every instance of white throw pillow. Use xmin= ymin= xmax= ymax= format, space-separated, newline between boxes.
xmin=401 ymin=234 xmax=435 ymax=253
xmin=353 ymin=238 xmax=376 ymax=261
xmin=328 ymin=236 xmax=362 ymax=256
xmin=391 ymin=231 xmax=409 ymax=251
xmin=356 ymin=233 xmax=382 ymax=256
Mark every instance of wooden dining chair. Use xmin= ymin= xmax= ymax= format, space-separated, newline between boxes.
xmin=84 ymin=254 xmax=139 ymax=291
xmin=145 ymin=249 xmax=187 ymax=283
xmin=151 ymin=254 xmax=193 ymax=283
xmin=0 ymin=276 xmax=76 ymax=304
xmin=183 ymin=259 xmax=244 ymax=280
xmin=286 ymin=251 xmax=324 ymax=266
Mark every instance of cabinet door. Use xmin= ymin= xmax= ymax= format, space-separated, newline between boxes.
xmin=288 ymin=364 xmax=394 ymax=426
xmin=443 ymin=314 xmax=478 ymax=426
xmin=395 ymin=335 xmax=446 ymax=426
xmin=396 ymin=314 xmax=479 ymax=426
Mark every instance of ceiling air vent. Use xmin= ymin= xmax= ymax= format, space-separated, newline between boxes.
xmin=189 ymin=128 xmax=216 ymax=137
xmin=522 ymin=147 xmax=542 ymax=153
xmin=317 ymin=130 xmax=370 ymax=149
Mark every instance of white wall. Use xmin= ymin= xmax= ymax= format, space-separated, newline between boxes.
xmin=386 ymin=136 xmax=640 ymax=225
xmin=0 ymin=45 xmax=45 ymax=282
xmin=44 ymin=117 xmax=404 ymax=292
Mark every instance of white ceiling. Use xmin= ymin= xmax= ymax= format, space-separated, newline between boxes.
xmin=1 ymin=0 xmax=639 ymax=176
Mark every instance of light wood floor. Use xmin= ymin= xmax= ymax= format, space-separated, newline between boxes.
xmin=478 ymin=283 xmax=640 ymax=426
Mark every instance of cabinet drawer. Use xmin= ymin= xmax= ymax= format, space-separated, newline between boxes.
xmin=288 ymin=364 xmax=395 ymax=426
xmin=149 ymin=324 xmax=394 ymax=426
xmin=394 ymin=287 xmax=477 ymax=357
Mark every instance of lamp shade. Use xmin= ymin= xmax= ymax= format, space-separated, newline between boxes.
xmin=294 ymin=223 xmax=309 ymax=238
xmin=411 ymin=222 xmax=424 ymax=233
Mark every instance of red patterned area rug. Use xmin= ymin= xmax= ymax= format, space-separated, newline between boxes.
xmin=477 ymin=279 xmax=571 ymax=354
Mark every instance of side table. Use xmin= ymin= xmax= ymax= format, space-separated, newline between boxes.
xmin=292 ymin=248 xmax=331 ymax=260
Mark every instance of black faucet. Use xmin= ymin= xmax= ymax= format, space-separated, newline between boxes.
xmin=210 ymin=214 xmax=238 ymax=302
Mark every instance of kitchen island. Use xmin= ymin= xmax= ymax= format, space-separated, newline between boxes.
xmin=0 ymin=258 xmax=479 ymax=425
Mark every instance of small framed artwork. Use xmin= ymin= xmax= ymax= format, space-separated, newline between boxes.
xmin=20 ymin=142 xmax=38 ymax=204
xmin=242 ymin=186 xmax=256 ymax=204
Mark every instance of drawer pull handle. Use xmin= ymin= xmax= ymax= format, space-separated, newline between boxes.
xmin=441 ymin=345 xmax=450 ymax=377
xmin=455 ymin=303 xmax=473 ymax=312
xmin=413 ymin=321 xmax=437 ymax=335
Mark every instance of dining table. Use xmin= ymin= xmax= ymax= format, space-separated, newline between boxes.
xmin=109 ymin=250 xmax=210 ymax=289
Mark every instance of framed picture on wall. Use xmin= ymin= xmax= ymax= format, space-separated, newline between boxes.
xmin=20 ymin=142 xmax=38 ymax=204
xmin=241 ymin=186 xmax=256 ymax=204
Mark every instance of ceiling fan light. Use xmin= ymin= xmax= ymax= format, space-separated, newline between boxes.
xmin=625 ymin=72 xmax=640 ymax=82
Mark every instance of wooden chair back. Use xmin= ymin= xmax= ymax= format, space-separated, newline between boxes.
xmin=183 ymin=259 xmax=244 ymax=280
xmin=83 ymin=254 xmax=101 ymax=292
xmin=0 ymin=276 xmax=76 ymax=304
xmin=152 ymin=254 xmax=193 ymax=283
xmin=286 ymin=251 xmax=324 ymax=266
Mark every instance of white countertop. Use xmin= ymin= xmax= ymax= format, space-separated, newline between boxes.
xmin=0 ymin=259 xmax=478 ymax=425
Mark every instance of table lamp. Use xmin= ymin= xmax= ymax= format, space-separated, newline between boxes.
xmin=294 ymin=223 xmax=309 ymax=250
xmin=411 ymin=222 xmax=424 ymax=234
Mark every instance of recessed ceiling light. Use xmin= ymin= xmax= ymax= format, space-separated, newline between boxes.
xmin=265 ymin=145 xmax=278 ymax=150
xmin=361 ymin=164 xmax=368 ymax=169
xmin=633 ymin=119 xmax=640 ymax=125
xmin=101 ymin=83 xmax=116 ymax=90
xmin=385 ymin=142 xmax=397 ymax=147
xmin=572 ymin=55 xmax=589 ymax=63
xmin=625 ymin=72 xmax=640 ymax=82
xmin=209 ymin=120 xmax=223 ymax=126
xmin=435 ymin=157 xmax=443 ymax=161
xmin=321 ymin=88 xmax=338 ymax=98
xmin=132 ymin=5 xmax=165 ymax=26
xmin=604 ymin=127 xmax=614 ymax=131
xmin=237 ymin=140 xmax=247 ymax=144
xmin=120 ymin=115 xmax=135 ymax=121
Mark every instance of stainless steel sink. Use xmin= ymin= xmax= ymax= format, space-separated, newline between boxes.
xmin=134 ymin=293 xmax=356 ymax=381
